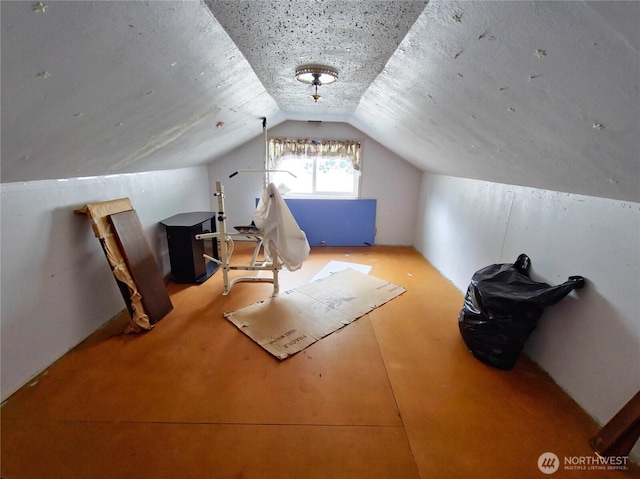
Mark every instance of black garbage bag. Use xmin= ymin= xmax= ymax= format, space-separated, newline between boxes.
xmin=458 ymin=254 xmax=585 ymax=370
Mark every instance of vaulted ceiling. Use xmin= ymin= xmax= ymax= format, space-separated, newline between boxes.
xmin=1 ymin=1 xmax=638 ymax=202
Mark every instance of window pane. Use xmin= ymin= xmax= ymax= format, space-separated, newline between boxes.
xmin=271 ymin=155 xmax=313 ymax=194
xmin=269 ymin=139 xmax=360 ymax=197
xmin=316 ymin=157 xmax=356 ymax=193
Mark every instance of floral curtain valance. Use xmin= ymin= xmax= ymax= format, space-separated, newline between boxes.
xmin=269 ymin=138 xmax=361 ymax=171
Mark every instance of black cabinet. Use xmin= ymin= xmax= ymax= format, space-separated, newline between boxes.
xmin=160 ymin=212 xmax=218 ymax=284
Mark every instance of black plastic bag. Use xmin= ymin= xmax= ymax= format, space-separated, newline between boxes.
xmin=458 ymin=254 xmax=585 ymax=370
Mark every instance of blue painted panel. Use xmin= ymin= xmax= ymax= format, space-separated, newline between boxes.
xmin=283 ymin=199 xmax=377 ymax=247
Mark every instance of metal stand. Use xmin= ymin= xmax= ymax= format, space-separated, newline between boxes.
xmin=195 ymin=181 xmax=280 ymax=296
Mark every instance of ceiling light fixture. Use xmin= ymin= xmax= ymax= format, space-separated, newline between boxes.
xmin=295 ymin=65 xmax=338 ymax=102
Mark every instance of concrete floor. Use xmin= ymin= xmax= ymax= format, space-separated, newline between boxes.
xmin=2 ymin=245 xmax=637 ymax=478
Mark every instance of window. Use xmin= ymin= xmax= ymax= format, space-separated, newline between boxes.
xmin=268 ymin=138 xmax=361 ymax=198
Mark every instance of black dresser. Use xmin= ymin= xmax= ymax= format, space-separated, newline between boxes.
xmin=160 ymin=212 xmax=219 ymax=283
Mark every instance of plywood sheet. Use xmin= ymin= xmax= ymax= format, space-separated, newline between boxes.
xmin=224 ymin=268 xmax=405 ymax=359
xmin=109 ymin=210 xmax=173 ymax=325
xmin=76 ymin=198 xmax=151 ymax=331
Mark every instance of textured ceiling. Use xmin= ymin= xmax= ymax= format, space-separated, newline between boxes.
xmin=351 ymin=0 xmax=640 ymax=201
xmin=1 ymin=0 xmax=282 ymax=181
xmin=204 ymin=0 xmax=427 ymax=120
xmin=1 ymin=0 xmax=638 ymax=203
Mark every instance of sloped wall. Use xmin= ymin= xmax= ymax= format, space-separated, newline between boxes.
xmin=207 ymin=120 xmax=421 ymax=246
xmin=414 ymin=172 xmax=640 ymax=459
xmin=0 ymin=167 xmax=210 ymax=401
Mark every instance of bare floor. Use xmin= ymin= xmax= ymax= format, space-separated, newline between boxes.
xmin=2 ymin=245 xmax=637 ymax=478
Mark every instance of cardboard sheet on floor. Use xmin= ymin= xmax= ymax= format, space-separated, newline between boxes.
xmin=224 ymin=268 xmax=406 ymax=359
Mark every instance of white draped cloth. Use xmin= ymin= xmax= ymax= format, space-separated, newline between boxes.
xmin=252 ymin=183 xmax=310 ymax=271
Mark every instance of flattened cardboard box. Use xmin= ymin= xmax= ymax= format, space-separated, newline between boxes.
xmin=224 ymin=268 xmax=406 ymax=359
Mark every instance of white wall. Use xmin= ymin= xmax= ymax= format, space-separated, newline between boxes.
xmin=0 ymin=167 xmax=210 ymax=401
xmin=207 ymin=120 xmax=421 ymax=246
xmin=415 ymin=173 xmax=640 ymax=458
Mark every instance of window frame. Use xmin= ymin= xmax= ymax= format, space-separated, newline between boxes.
xmin=268 ymin=138 xmax=362 ymax=199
